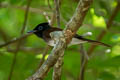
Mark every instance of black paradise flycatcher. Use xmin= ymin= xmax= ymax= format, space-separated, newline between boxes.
xmin=28 ymin=22 xmax=110 ymax=47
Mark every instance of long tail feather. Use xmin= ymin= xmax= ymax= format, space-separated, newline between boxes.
xmin=75 ymin=36 xmax=111 ymax=47
xmin=84 ymin=39 xmax=111 ymax=47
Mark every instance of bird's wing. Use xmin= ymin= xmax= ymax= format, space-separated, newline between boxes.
xmin=43 ymin=27 xmax=62 ymax=39
xmin=43 ymin=27 xmax=82 ymax=39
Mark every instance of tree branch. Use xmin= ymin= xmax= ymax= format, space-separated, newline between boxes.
xmin=52 ymin=49 xmax=64 ymax=80
xmin=54 ymin=0 xmax=61 ymax=28
xmin=78 ymin=44 xmax=88 ymax=80
xmin=0 ymin=33 xmax=32 ymax=48
xmin=35 ymin=46 xmax=51 ymax=72
xmin=47 ymin=0 xmax=53 ymax=10
xmin=26 ymin=0 xmax=92 ymax=80
xmin=65 ymin=0 xmax=92 ymax=33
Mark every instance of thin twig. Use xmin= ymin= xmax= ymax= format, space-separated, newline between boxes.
xmin=0 ymin=47 xmax=79 ymax=55
xmin=0 ymin=33 xmax=32 ymax=48
xmin=8 ymin=0 xmax=32 ymax=80
xmin=80 ymin=2 xmax=120 ymax=80
xmin=47 ymin=0 xmax=53 ymax=10
xmin=8 ymin=53 xmax=17 ymax=80
xmin=78 ymin=33 xmax=91 ymax=80
xmin=35 ymin=46 xmax=50 ymax=72
xmin=50 ymin=12 xmax=56 ymax=26
xmin=54 ymin=0 xmax=60 ymax=28
xmin=38 ymin=46 xmax=50 ymax=67
xmin=21 ymin=1 xmax=32 ymax=34
xmin=78 ymin=44 xmax=88 ymax=80
xmin=43 ymin=12 xmax=51 ymax=23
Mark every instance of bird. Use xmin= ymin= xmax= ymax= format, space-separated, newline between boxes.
xmin=27 ymin=22 xmax=110 ymax=47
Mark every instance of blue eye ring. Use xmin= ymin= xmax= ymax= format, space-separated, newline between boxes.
xmin=38 ymin=26 xmax=43 ymax=30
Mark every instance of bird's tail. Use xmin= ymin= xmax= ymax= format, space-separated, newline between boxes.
xmin=85 ymin=39 xmax=110 ymax=47
xmin=77 ymin=36 xmax=111 ymax=47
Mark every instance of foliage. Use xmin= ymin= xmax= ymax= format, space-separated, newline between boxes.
xmin=0 ymin=0 xmax=120 ymax=80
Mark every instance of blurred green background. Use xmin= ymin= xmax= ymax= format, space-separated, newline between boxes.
xmin=0 ymin=0 xmax=120 ymax=80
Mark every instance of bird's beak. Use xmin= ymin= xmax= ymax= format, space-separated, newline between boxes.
xmin=27 ymin=30 xmax=37 ymax=33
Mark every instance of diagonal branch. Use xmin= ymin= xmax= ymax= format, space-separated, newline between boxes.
xmin=35 ymin=46 xmax=51 ymax=72
xmin=0 ymin=33 xmax=32 ymax=48
xmin=26 ymin=0 xmax=93 ymax=80
xmin=65 ymin=0 xmax=92 ymax=33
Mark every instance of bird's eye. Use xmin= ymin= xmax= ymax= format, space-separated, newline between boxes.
xmin=38 ymin=26 xmax=43 ymax=30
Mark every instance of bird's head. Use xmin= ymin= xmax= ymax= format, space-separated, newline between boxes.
xmin=27 ymin=22 xmax=50 ymax=38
